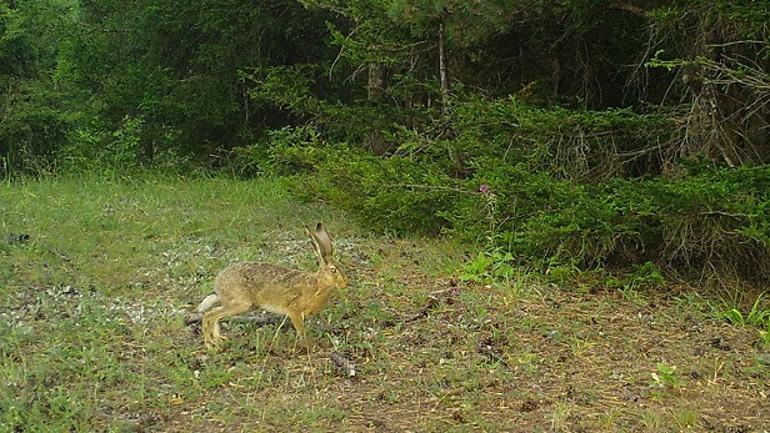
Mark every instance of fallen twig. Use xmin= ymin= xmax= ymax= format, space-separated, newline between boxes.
xmin=185 ymin=311 xmax=283 ymax=327
xmin=402 ymin=285 xmax=460 ymax=323
xmin=6 ymin=233 xmax=30 ymax=245
xmin=403 ymin=296 xmax=440 ymax=322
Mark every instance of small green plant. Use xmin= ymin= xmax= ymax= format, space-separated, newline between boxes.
xmin=460 ymin=249 xmax=516 ymax=283
xmin=760 ymin=322 xmax=770 ymax=347
xmin=674 ymin=292 xmax=709 ymax=313
xmin=746 ymin=294 xmax=770 ymax=327
xmin=460 ymin=252 xmax=493 ymax=282
xmin=618 ymin=285 xmax=647 ymax=306
xmin=626 ymin=262 xmax=665 ymax=290
xmin=651 ymin=362 xmax=680 ymax=388
xmin=670 ymin=406 xmax=700 ymax=431
xmin=721 ymin=308 xmax=747 ymax=326
xmin=638 ymin=409 xmax=665 ymax=431
xmin=719 ymin=294 xmax=770 ymax=328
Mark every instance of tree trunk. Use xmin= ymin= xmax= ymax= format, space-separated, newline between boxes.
xmin=367 ymin=63 xmax=387 ymax=155
xmin=438 ymin=21 xmax=449 ymax=113
xmin=367 ymin=62 xmax=383 ymax=100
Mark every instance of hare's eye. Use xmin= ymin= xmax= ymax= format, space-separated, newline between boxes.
xmin=330 ymin=267 xmax=337 ymax=273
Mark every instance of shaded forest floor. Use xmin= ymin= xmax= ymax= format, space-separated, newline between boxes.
xmin=1 ymin=177 xmax=768 ymax=432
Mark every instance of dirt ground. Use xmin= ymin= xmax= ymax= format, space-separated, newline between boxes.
xmin=1 ymin=178 xmax=768 ymax=432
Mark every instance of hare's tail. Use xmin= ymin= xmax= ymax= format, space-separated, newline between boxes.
xmin=197 ymin=293 xmax=219 ymax=313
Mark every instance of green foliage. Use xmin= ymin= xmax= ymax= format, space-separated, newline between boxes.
xmin=2 ymin=0 xmax=334 ymax=173
xmin=61 ymin=116 xmax=144 ymax=174
xmin=761 ymin=322 xmax=770 ymax=347
xmin=0 ymin=0 xmax=79 ymax=175
xmin=57 ymin=115 xmax=190 ymax=177
xmin=606 ymin=263 xmax=666 ymax=292
xmin=2 ymin=0 xmax=770 ymax=287
xmin=651 ymin=362 xmax=681 ymax=389
xmin=717 ymin=294 xmax=770 ymax=347
xmin=254 ymin=95 xmax=770 ymax=283
xmin=460 ymin=249 xmax=516 ymax=283
xmin=720 ymin=294 xmax=770 ymax=328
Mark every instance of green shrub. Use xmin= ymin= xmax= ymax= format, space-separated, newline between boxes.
xmin=245 ymin=96 xmax=770 ymax=284
xmin=56 ymin=115 xmax=191 ymax=177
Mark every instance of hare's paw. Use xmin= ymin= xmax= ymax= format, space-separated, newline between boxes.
xmin=204 ymin=333 xmax=227 ymax=349
xmin=294 ymin=336 xmax=314 ymax=354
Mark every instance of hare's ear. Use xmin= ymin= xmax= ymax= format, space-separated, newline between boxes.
xmin=306 ymin=227 xmax=324 ymax=264
xmin=314 ymin=222 xmax=333 ymax=262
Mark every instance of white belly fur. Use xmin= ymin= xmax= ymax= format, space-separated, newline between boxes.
xmin=260 ymin=303 xmax=289 ymax=316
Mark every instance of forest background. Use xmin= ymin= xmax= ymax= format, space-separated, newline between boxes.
xmin=3 ymin=0 xmax=770 ymax=289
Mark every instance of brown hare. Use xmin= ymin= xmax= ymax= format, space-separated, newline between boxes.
xmin=196 ymin=222 xmax=347 ymax=350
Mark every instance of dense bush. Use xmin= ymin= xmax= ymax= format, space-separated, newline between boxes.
xmin=240 ymin=96 xmax=770 ymax=283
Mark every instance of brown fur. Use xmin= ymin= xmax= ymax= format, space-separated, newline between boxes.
xmin=197 ymin=223 xmax=347 ymax=350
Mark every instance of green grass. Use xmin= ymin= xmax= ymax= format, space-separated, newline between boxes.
xmin=1 ymin=175 xmax=769 ymax=432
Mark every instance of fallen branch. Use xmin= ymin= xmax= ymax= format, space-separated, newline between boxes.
xmin=185 ymin=311 xmax=283 ymax=327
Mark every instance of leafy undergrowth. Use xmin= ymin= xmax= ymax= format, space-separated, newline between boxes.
xmin=1 ymin=176 xmax=768 ymax=432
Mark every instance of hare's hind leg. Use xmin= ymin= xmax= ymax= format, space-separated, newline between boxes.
xmin=186 ymin=294 xmax=218 ymax=325
xmin=202 ymin=301 xmax=251 ymax=348
xmin=197 ymin=294 xmax=219 ymax=313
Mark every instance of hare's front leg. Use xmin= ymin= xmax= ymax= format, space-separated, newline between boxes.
xmin=202 ymin=301 xmax=251 ymax=348
xmin=288 ymin=311 xmax=311 ymax=353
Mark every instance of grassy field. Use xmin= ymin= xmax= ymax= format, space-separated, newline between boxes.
xmin=1 ymin=176 xmax=769 ymax=432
